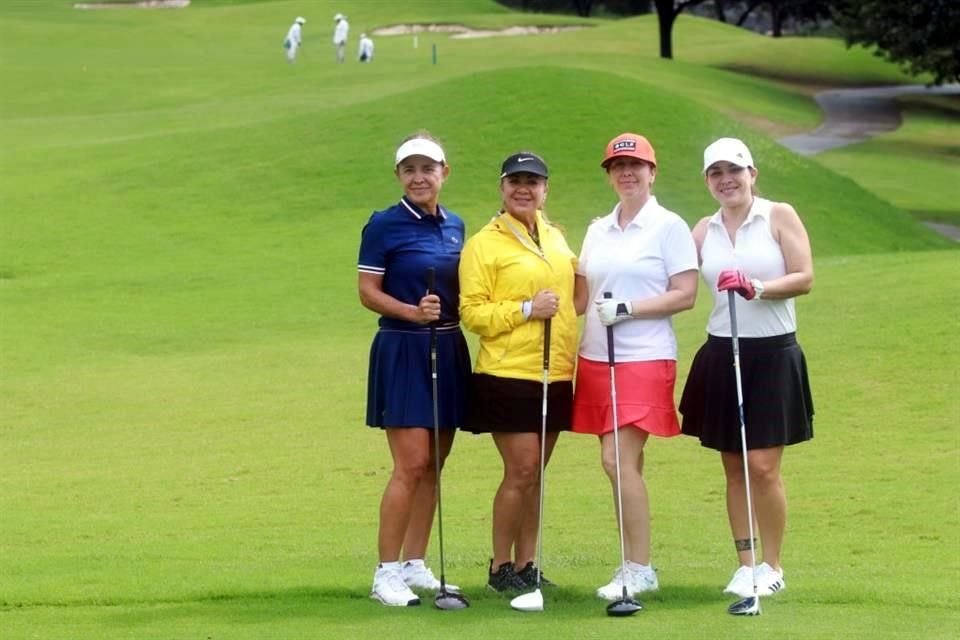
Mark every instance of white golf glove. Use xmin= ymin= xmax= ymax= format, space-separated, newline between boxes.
xmin=596 ymin=299 xmax=633 ymax=326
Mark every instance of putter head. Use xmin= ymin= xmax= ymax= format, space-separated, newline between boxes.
xmin=727 ymin=596 xmax=761 ymax=616
xmin=509 ymin=588 xmax=544 ymax=612
xmin=606 ymin=597 xmax=643 ymax=617
xmin=434 ymin=589 xmax=469 ymax=610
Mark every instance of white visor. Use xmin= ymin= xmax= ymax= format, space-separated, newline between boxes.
xmin=395 ymin=139 xmax=445 ymax=166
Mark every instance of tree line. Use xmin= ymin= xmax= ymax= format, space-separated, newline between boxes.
xmin=497 ymin=0 xmax=959 ymax=84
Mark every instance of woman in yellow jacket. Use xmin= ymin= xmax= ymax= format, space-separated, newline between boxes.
xmin=459 ymin=152 xmax=578 ymax=592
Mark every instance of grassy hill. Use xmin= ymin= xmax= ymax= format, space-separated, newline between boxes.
xmin=1 ymin=1 xmax=957 ymax=639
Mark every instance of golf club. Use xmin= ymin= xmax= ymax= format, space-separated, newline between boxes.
xmin=510 ymin=317 xmax=551 ymax=613
xmin=725 ymin=289 xmax=761 ymax=617
xmin=426 ymin=267 xmax=469 ymax=611
xmin=602 ymin=292 xmax=643 ymax=618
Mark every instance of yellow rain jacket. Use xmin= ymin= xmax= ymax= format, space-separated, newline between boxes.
xmin=459 ymin=210 xmax=577 ymax=383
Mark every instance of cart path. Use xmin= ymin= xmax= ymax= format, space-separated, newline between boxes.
xmin=778 ymin=84 xmax=960 ymax=155
xmin=778 ymin=84 xmax=960 ymax=241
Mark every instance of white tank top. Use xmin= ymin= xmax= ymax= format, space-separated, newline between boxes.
xmin=701 ymin=197 xmax=797 ymax=337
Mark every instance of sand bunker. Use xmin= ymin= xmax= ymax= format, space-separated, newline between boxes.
xmin=371 ymin=24 xmax=587 ymax=39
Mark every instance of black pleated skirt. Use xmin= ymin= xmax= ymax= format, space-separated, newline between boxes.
xmin=679 ymin=333 xmax=814 ymax=452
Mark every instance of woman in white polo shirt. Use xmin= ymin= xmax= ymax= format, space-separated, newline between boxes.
xmin=572 ymin=133 xmax=698 ymax=602
xmin=680 ymin=137 xmax=814 ymax=601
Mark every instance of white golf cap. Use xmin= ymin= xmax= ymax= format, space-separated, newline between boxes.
xmin=703 ymin=137 xmax=755 ymax=173
xmin=295 ymin=16 xmax=306 ymax=24
xmin=333 ymin=13 xmax=344 ymax=21
xmin=395 ymin=138 xmax=446 ymax=166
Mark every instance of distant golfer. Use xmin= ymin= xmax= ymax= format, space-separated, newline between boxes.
xmin=333 ymin=13 xmax=349 ymax=63
xmin=679 ymin=137 xmax=815 ymax=600
xmin=571 ymin=133 xmax=699 ymax=602
xmin=283 ymin=16 xmax=305 ymax=64
xmin=458 ymin=152 xmax=577 ymax=595
xmin=358 ymin=33 xmax=375 ymax=63
xmin=358 ymin=132 xmax=470 ymax=606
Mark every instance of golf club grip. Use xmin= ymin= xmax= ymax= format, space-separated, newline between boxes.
xmin=426 ymin=266 xmax=437 ymax=352
xmin=543 ymin=318 xmax=551 ymax=370
xmin=727 ymin=289 xmax=739 ymax=345
xmin=603 ymin=292 xmax=615 ymax=367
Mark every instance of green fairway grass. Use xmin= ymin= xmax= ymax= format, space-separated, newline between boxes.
xmin=1 ymin=1 xmax=957 ymax=638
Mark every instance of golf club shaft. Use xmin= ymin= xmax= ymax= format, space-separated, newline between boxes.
xmin=604 ymin=292 xmax=629 ymax=585
xmin=426 ymin=267 xmax=448 ymax=589
xmin=728 ymin=290 xmax=759 ymax=596
xmin=535 ymin=318 xmax=551 ymax=590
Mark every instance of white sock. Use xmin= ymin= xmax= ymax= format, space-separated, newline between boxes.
xmin=626 ymin=561 xmax=652 ymax=572
xmin=403 ymin=558 xmax=425 ymax=568
xmin=378 ymin=561 xmax=401 ymax=572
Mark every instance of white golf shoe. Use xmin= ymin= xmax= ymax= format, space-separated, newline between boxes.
xmin=371 ymin=564 xmax=421 ymax=607
xmin=723 ymin=565 xmax=755 ymax=598
xmin=596 ymin=563 xmax=659 ymax=601
xmin=723 ymin=563 xmax=785 ymax=598
xmin=401 ymin=560 xmax=460 ymax=593
xmin=755 ymin=562 xmax=785 ymax=596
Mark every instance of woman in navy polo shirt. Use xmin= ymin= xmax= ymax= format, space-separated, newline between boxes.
xmin=357 ymin=132 xmax=470 ymax=607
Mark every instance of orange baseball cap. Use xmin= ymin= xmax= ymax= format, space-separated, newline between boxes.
xmin=601 ymin=133 xmax=657 ymax=169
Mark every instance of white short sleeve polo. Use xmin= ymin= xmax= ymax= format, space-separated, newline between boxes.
xmin=577 ymin=196 xmax=698 ymax=362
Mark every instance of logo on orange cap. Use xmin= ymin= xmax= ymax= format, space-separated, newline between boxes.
xmin=602 ymin=133 xmax=657 ymax=169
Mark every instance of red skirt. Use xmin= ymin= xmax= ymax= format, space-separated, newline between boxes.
xmin=572 ymin=357 xmax=680 ymax=437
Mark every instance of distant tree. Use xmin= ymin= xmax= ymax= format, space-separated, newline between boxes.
xmin=653 ymin=0 xmax=708 ymax=59
xmin=496 ymin=0 xmax=653 ymax=18
xmin=833 ymin=0 xmax=960 ymax=85
xmin=499 ymin=0 xmax=597 ymax=14
xmin=571 ymin=0 xmax=596 ymax=15
xmin=714 ymin=0 xmax=727 ymax=22
xmin=735 ymin=1 xmax=832 ymax=37
xmin=605 ymin=0 xmax=654 ymax=14
xmin=773 ymin=0 xmax=832 ymax=36
xmin=734 ymin=0 xmax=762 ymax=27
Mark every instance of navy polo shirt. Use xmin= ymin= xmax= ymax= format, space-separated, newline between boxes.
xmin=358 ymin=196 xmax=466 ymax=329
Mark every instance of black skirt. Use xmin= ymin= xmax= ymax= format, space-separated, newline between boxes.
xmin=463 ymin=373 xmax=573 ymax=434
xmin=679 ymin=333 xmax=814 ymax=452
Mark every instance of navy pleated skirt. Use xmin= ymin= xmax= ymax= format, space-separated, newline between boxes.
xmin=679 ymin=333 xmax=814 ymax=452
xmin=366 ymin=325 xmax=471 ymax=429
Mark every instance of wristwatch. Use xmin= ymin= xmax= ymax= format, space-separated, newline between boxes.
xmin=521 ymin=299 xmax=533 ymax=320
xmin=750 ymin=278 xmax=765 ymax=300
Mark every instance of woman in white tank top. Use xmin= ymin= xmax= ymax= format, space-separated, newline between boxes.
xmin=679 ymin=137 xmax=815 ymax=602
